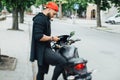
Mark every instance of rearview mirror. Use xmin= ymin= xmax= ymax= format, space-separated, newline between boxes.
xmin=70 ymin=31 xmax=75 ymax=37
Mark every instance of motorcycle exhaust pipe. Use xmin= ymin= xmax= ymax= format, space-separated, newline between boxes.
xmin=67 ymin=75 xmax=80 ymax=80
xmin=67 ymin=75 xmax=75 ymax=80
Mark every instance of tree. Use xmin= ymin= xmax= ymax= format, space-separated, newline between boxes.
xmin=35 ymin=0 xmax=67 ymax=19
xmin=61 ymin=0 xmax=88 ymax=18
xmin=76 ymin=0 xmax=88 ymax=17
xmin=2 ymin=0 xmax=35 ymax=30
xmin=35 ymin=0 xmax=52 ymax=9
xmin=110 ymin=0 xmax=120 ymax=12
xmin=18 ymin=0 xmax=35 ymax=23
xmin=88 ymin=0 xmax=111 ymax=27
xmin=0 ymin=1 xmax=3 ymax=12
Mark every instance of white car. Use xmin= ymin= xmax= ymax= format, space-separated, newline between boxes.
xmin=105 ymin=13 xmax=120 ymax=24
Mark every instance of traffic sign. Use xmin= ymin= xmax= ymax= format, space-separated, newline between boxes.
xmin=74 ymin=3 xmax=79 ymax=10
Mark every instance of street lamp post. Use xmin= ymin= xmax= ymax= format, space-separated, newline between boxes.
xmin=72 ymin=3 xmax=79 ymax=24
xmin=74 ymin=3 xmax=79 ymax=18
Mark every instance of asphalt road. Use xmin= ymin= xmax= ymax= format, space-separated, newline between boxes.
xmin=33 ymin=19 xmax=120 ymax=80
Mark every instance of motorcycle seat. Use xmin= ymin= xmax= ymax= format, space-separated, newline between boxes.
xmin=59 ymin=45 xmax=79 ymax=60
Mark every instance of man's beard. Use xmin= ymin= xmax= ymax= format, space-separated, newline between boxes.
xmin=47 ymin=13 xmax=51 ymax=19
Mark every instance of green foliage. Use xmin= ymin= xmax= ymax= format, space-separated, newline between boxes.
xmin=88 ymin=0 xmax=120 ymax=11
xmin=1 ymin=0 xmax=35 ymax=12
xmin=110 ymin=0 xmax=120 ymax=7
xmin=110 ymin=0 xmax=120 ymax=12
xmin=62 ymin=0 xmax=88 ymax=12
xmin=101 ymin=0 xmax=111 ymax=10
xmin=88 ymin=0 xmax=111 ymax=11
xmin=34 ymin=0 xmax=52 ymax=7
xmin=118 ymin=8 xmax=120 ymax=12
xmin=0 ymin=1 xmax=3 ymax=12
xmin=35 ymin=0 xmax=43 ymax=7
xmin=26 ymin=8 xmax=32 ymax=13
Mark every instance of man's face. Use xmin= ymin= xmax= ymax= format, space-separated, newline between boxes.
xmin=47 ymin=9 xmax=57 ymax=18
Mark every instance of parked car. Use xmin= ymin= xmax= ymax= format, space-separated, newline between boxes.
xmin=105 ymin=13 xmax=120 ymax=24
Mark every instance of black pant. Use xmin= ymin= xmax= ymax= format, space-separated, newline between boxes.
xmin=37 ymin=47 xmax=67 ymax=80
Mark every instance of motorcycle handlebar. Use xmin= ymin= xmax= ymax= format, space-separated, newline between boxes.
xmin=69 ymin=39 xmax=81 ymax=44
xmin=57 ymin=35 xmax=81 ymax=44
xmin=52 ymin=35 xmax=81 ymax=49
xmin=74 ymin=39 xmax=81 ymax=42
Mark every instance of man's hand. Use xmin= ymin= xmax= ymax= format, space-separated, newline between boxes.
xmin=52 ymin=36 xmax=60 ymax=42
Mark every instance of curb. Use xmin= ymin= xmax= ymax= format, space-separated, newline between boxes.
xmin=90 ymin=27 xmax=120 ymax=34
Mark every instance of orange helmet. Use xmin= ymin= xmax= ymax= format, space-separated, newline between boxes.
xmin=45 ymin=2 xmax=59 ymax=12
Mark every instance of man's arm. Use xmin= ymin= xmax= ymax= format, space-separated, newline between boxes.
xmin=40 ymin=35 xmax=52 ymax=41
xmin=40 ymin=35 xmax=59 ymax=42
xmin=33 ymin=16 xmax=59 ymax=42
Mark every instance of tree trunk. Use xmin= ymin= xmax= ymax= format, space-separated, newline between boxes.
xmin=19 ymin=8 xmax=24 ymax=23
xmin=96 ymin=1 xmax=102 ymax=27
xmin=0 ymin=1 xmax=3 ymax=12
xmin=59 ymin=1 xmax=62 ymax=19
xmin=0 ymin=48 xmax=1 ymax=62
xmin=12 ymin=7 xmax=19 ymax=30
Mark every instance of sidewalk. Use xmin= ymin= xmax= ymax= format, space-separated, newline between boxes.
xmin=56 ymin=18 xmax=120 ymax=34
xmin=0 ymin=15 xmax=33 ymax=80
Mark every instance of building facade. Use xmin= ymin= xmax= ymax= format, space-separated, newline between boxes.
xmin=86 ymin=3 xmax=118 ymax=22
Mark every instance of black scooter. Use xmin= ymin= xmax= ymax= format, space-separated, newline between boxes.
xmin=52 ymin=31 xmax=92 ymax=80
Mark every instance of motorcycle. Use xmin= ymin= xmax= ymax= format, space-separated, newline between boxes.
xmin=52 ymin=31 xmax=92 ymax=80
